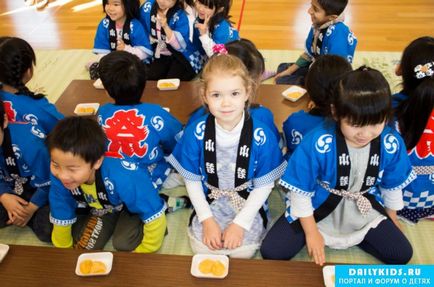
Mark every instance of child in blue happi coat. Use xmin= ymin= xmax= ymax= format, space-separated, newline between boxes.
xmin=392 ymin=36 xmax=434 ymax=224
xmin=0 ymin=37 xmax=64 ymax=137
xmin=192 ymin=0 xmax=239 ymax=58
xmin=187 ymin=39 xmax=281 ymax=144
xmin=47 ymin=117 xmax=167 ymax=252
xmin=168 ymin=54 xmax=286 ymax=258
xmin=0 ymin=101 xmax=52 ymax=242
xmin=88 ymin=0 xmax=153 ymax=79
xmin=261 ymin=67 xmax=415 ymax=265
xmin=139 ymin=0 xmax=205 ymax=80
xmin=274 ymin=0 xmax=357 ymax=86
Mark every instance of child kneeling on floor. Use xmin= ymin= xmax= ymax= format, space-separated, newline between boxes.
xmin=47 ymin=116 xmax=167 ymax=252
xmin=261 ymin=67 xmax=415 ymax=265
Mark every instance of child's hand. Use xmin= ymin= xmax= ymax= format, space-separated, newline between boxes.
xmin=194 ymin=14 xmax=211 ymax=36
xmin=116 ymin=39 xmax=125 ymax=51
xmin=202 ymin=217 xmax=223 ymax=250
xmin=222 ymin=223 xmax=244 ymax=249
xmin=274 ymin=67 xmax=294 ymax=82
xmin=305 ymin=230 xmax=325 ymax=266
xmin=19 ymin=202 xmax=39 ymax=227
xmin=0 ymin=193 xmax=28 ymax=225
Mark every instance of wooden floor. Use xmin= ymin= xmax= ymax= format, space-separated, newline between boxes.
xmin=0 ymin=0 xmax=433 ymax=51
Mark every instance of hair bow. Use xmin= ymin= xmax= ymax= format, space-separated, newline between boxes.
xmin=212 ymin=44 xmax=228 ymax=55
xmin=414 ymin=62 xmax=434 ymax=79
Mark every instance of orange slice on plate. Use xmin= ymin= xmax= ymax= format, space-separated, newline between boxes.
xmin=90 ymin=261 xmax=107 ymax=274
xmin=198 ymin=259 xmax=215 ymax=274
xmin=285 ymin=92 xmax=303 ymax=100
xmin=211 ymin=260 xmax=225 ymax=276
xmin=158 ymin=82 xmax=176 ymax=88
xmin=79 ymin=259 xmax=93 ymax=275
xmin=79 ymin=260 xmax=106 ymax=275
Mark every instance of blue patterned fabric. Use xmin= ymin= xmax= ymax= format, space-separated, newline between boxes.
xmin=282 ymin=110 xmax=325 ymax=158
xmin=93 ymin=17 xmax=153 ymax=58
xmin=391 ymin=99 xmax=434 ymax=222
xmin=192 ymin=18 xmax=240 ymax=58
xmin=0 ymin=122 xmax=50 ymax=207
xmin=305 ymin=22 xmax=357 ymax=63
xmin=280 ymin=123 xmax=415 ymax=223
xmin=139 ymin=0 xmax=206 ymax=73
xmin=168 ymin=114 xmax=286 ymax=192
xmin=49 ymin=156 xmax=166 ymax=226
xmin=1 ymin=90 xmax=64 ymax=138
xmin=186 ymin=106 xmax=281 ymax=144
xmin=97 ymin=103 xmax=182 ymax=188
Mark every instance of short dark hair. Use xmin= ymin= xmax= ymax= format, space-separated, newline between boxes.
xmin=317 ymin=0 xmax=348 ymax=16
xmin=46 ymin=117 xmax=107 ymax=165
xmin=333 ymin=66 xmax=391 ymax=126
xmin=305 ymin=55 xmax=352 ymax=116
xmin=99 ymin=51 xmax=147 ymax=105
xmin=102 ymin=0 xmax=140 ymax=19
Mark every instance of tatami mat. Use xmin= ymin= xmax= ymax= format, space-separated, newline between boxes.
xmin=2 ymin=48 xmax=432 ymax=264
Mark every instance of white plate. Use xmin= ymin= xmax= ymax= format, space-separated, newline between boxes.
xmin=75 ymin=252 xmax=113 ymax=276
xmin=163 ymin=107 xmax=170 ymax=112
xmin=73 ymin=103 xmax=100 ymax=116
xmin=191 ymin=254 xmax=229 ymax=279
xmin=0 ymin=244 xmax=9 ymax=263
xmin=281 ymin=85 xmax=307 ymax=102
xmin=157 ymin=78 xmax=180 ymax=91
xmin=93 ymin=78 xmax=104 ymax=90
xmin=323 ymin=265 xmax=335 ymax=287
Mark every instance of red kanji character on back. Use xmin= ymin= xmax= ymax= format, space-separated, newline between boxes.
xmin=410 ymin=112 xmax=434 ymax=159
xmin=103 ymin=109 xmax=149 ymax=158
xmin=3 ymin=101 xmax=16 ymax=122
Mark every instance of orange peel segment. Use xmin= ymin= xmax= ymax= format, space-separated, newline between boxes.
xmin=79 ymin=260 xmax=106 ymax=275
xmin=198 ymin=259 xmax=226 ymax=276
xmin=158 ymin=82 xmax=176 ymax=88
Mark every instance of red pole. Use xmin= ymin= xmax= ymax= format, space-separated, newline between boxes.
xmin=237 ymin=0 xmax=246 ymax=31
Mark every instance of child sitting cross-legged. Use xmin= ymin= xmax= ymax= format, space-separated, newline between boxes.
xmin=47 ymin=117 xmax=167 ymax=252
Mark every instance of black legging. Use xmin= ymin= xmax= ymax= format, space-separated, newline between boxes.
xmin=260 ymin=214 xmax=413 ymax=264
xmin=147 ymin=54 xmax=196 ymax=81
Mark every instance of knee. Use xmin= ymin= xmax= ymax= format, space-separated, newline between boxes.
xmin=112 ymin=236 xmax=136 ymax=252
xmin=382 ymin=239 xmax=413 ymax=264
xmin=387 ymin=244 xmax=413 ymax=264
xmin=260 ymin=236 xmax=293 ymax=260
xmin=35 ymin=226 xmax=53 ymax=243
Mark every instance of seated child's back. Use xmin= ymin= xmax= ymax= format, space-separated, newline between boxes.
xmin=283 ymin=54 xmax=352 ymax=157
xmin=97 ymin=51 xmax=183 ymax=189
